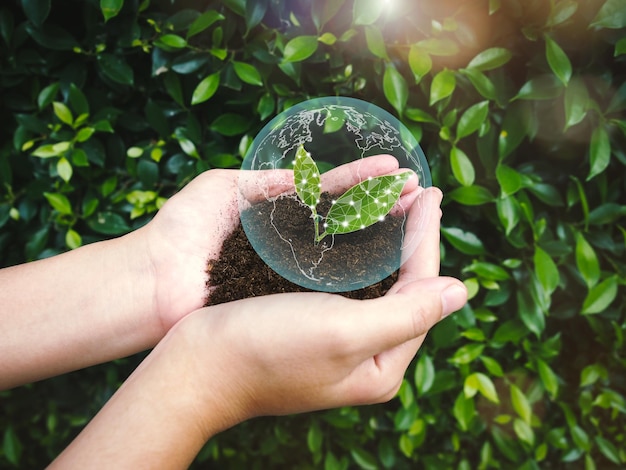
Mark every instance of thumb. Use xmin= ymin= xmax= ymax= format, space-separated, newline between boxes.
xmin=354 ymin=277 xmax=467 ymax=356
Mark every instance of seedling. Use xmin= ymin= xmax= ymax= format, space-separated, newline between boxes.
xmin=294 ymin=145 xmax=412 ymax=244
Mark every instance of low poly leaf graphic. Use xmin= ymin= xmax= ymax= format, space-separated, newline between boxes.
xmin=294 ymin=145 xmax=321 ymax=209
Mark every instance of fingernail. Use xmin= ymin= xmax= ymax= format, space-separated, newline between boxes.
xmin=441 ymin=284 xmax=468 ymax=319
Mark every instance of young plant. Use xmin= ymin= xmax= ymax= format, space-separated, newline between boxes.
xmin=293 ymin=145 xmax=412 ymax=244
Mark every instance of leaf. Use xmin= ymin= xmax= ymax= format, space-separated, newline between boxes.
xmin=65 ymin=228 xmax=82 ymax=250
xmin=513 ymin=75 xmax=563 ymax=101
xmin=464 ymin=372 xmax=499 ymax=403
xmin=448 ymin=185 xmax=495 ymax=206
xmin=3 ymin=427 xmax=22 ymax=466
xmin=545 ymin=35 xmax=572 ymax=85
xmin=100 ymin=0 xmax=123 ymax=22
xmin=517 ymin=286 xmax=545 ymax=337
xmin=590 ymin=0 xmax=626 ymax=29
xmin=457 ymin=101 xmax=489 ymax=140
xmin=98 ymin=53 xmax=134 ymax=85
xmin=53 ymin=101 xmax=73 ymax=126
xmin=534 ymin=246 xmax=560 ymax=295
xmin=283 ymin=35 xmax=318 ymax=62
xmin=582 ymin=276 xmax=618 ymax=314
xmin=595 ymin=436 xmax=621 ymax=464
xmin=453 ymin=392 xmax=475 ymax=431
xmin=536 ymin=358 xmax=559 ymax=399
xmin=564 ymin=77 xmax=589 ymax=129
xmin=576 ymin=232 xmax=600 ymax=288
xmin=233 ymin=61 xmax=263 ymax=86
xmin=56 ymin=157 xmax=73 ymax=182
xmin=513 ymin=418 xmax=535 ymax=446
xmin=460 ymin=68 xmax=496 ymax=100
xmin=430 ymin=69 xmax=456 ymax=106
xmin=449 ymin=343 xmax=485 ymax=365
xmin=210 ymin=113 xmax=251 ymax=136
xmin=496 ymin=196 xmax=520 ymax=235
xmin=616 ymin=37 xmax=626 ymax=56
xmin=441 ymin=226 xmax=485 ymax=255
xmin=294 ymin=145 xmax=321 ymax=209
xmin=587 ymin=125 xmax=611 ymax=180
xmin=408 ymin=45 xmax=432 ymax=82
xmin=87 ymin=211 xmax=130 ymax=235
xmin=466 ymin=47 xmax=512 ymax=71
xmin=414 ymin=353 xmax=435 ymax=395
xmin=450 ymin=146 xmax=475 ymax=186
xmin=353 ymin=0 xmax=385 ymax=25
xmin=383 ymin=64 xmax=407 ymax=115
xmin=191 ymin=72 xmax=220 ymax=105
xmin=43 ymin=192 xmax=72 ymax=215
xmin=364 ymin=25 xmax=388 ymax=59
xmin=496 ymin=164 xmax=523 ymax=197
xmin=323 ymin=172 xmax=412 ymax=239
xmin=245 ymin=0 xmax=267 ymax=31
xmin=547 ymin=0 xmax=578 ymax=26
xmin=155 ymin=33 xmax=187 ymax=50
xmin=416 ymin=38 xmax=459 ymax=56
xmin=510 ymin=384 xmax=532 ymax=424
xmin=186 ymin=10 xmax=224 ymax=38
xmin=463 ymin=261 xmax=510 ymax=281
xmin=21 ymin=0 xmax=51 ymax=26
xmin=311 ymin=0 xmax=345 ymax=30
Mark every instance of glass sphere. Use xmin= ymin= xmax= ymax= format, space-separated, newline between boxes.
xmin=238 ymin=96 xmax=431 ymax=292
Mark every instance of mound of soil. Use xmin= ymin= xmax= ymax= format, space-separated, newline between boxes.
xmin=204 ymin=193 xmax=402 ymax=306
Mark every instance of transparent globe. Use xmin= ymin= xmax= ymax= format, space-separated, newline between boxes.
xmin=238 ymin=96 xmax=431 ymax=292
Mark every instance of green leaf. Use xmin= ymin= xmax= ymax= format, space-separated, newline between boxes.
xmin=564 ymin=77 xmax=589 ymax=129
xmin=466 ymin=47 xmax=512 ymax=71
xmin=408 ymin=45 xmax=432 ymax=82
xmin=595 ymin=436 xmax=621 ymax=464
xmin=98 ymin=53 xmax=134 ymax=85
xmin=155 ymin=33 xmax=187 ymax=50
xmin=353 ymin=0 xmax=385 ymax=25
xmin=464 ymin=372 xmax=499 ymax=403
xmin=463 ymin=261 xmax=510 ymax=281
xmin=582 ymin=275 xmax=618 ymax=314
xmin=510 ymin=384 xmax=532 ymax=424
xmin=534 ymin=246 xmax=560 ymax=295
xmin=100 ymin=0 xmax=123 ymax=22
xmin=449 ymin=343 xmax=485 ymax=365
xmin=65 ymin=228 xmax=82 ymax=250
xmin=496 ymin=196 xmax=520 ymax=235
xmin=414 ymin=353 xmax=435 ymax=395
xmin=38 ymin=82 xmax=59 ymax=109
xmin=513 ymin=418 xmax=535 ymax=446
xmin=448 ymin=185 xmax=495 ymax=206
xmin=616 ymin=37 xmax=626 ymax=56
xmin=383 ymin=64 xmax=407 ymax=115
xmin=53 ymin=101 xmax=73 ymax=126
xmin=587 ymin=125 xmax=611 ymax=180
xmin=460 ymin=68 xmax=496 ymax=100
xmin=43 ymin=192 xmax=72 ymax=215
xmin=233 ymin=61 xmax=263 ymax=86
xmin=22 ymin=0 xmax=51 ymax=26
xmin=450 ymin=146 xmax=475 ymax=187
xmin=441 ymin=226 xmax=485 ymax=255
xmin=364 ymin=25 xmax=388 ymax=59
xmin=350 ymin=448 xmax=378 ymax=470
xmin=283 ymin=35 xmax=318 ymax=62
xmin=245 ymin=0 xmax=267 ymax=31
xmin=430 ymin=69 xmax=456 ymax=106
xmin=536 ymin=358 xmax=559 ymax=399
xmin=210 ymin=113 xmax=251 ymax=136
xmin=257 ymin=93 xmax=275 ymax=120
xmin=513 ymin=75 xmax=563 ymax=101
xmin=294 ymin=145 xmax=321 ymax=209
xmin=545 ymin=35 xmax=572 ymax=85
xmin=323 ymin=172 xmax=412 ymax=239
xmin=307 ymin=421 xmax=323 ymax=454
xmin=405 ymin=108 xmax=438 ymax=125
xmin=311 ymin=0 xmax=346 ymax=30
xmin=517 ymin=283 xmax=545 ymax=337
xmin=57 ymin=157 xmax=73 ymax=182
xmin=575 ymin=232 xmax=600 ymax=288
xmin=416 ymin=38 xmax=459 ymax=56
xmin=496 ymin=164 xmax=523 ymax=197
xmin=453 ymin=392 xmax=475 ymax=431
xmin=87 ymin=211 xmax=130 ymax=235
xmin=547 ymin=0 xmax=578 ymax=26
xmin=457 ymin=101 xmax=489 ymax=140
xmin=590 ymin=0 xmax=626 ymax=29
xmin=191 ymin=72 xmax=221 ymax=105
xmin=3 ymin=427 xmax=22 ymax=466
xmin=186 ymin=10 xmax=224 ymax=38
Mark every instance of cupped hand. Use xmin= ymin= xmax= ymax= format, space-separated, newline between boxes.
xmin=167 ymin=187 xmax=467 ymax=432
xmin=140 ymin=155 xmax=411 ymax=334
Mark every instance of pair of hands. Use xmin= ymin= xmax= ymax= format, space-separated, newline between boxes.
xmin=140 ymin=155 xmax=467 ymax=423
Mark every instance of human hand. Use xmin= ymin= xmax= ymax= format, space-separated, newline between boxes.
xmin=165 ymin=187 xmax=466 ymax=432
xmin=139 ymin=155 xmax=416 ymax=334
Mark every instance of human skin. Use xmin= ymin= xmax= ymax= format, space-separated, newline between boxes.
xmin=49 ymin=186 xmax=467 ymax=469
xmin=0 ymin=155 xmax=419 ymax=389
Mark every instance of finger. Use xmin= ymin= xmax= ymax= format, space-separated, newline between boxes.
xmin=345 ymin=277 xmax=466 ymax=359
xmin=238 ymin=155 xmax=402 ymax=205
xmin=387 ymin=187 xmax=443 ymax=294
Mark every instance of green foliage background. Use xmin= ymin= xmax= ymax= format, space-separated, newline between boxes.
xmin=1 ymin=0 xmax=625 ymax=467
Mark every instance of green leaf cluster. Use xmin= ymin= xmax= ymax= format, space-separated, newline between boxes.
xmin=1 ymin=0 xmax=625 ymax=468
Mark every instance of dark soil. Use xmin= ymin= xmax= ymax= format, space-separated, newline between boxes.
xmin=204 ymin=193 xmax=402 ymax=306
